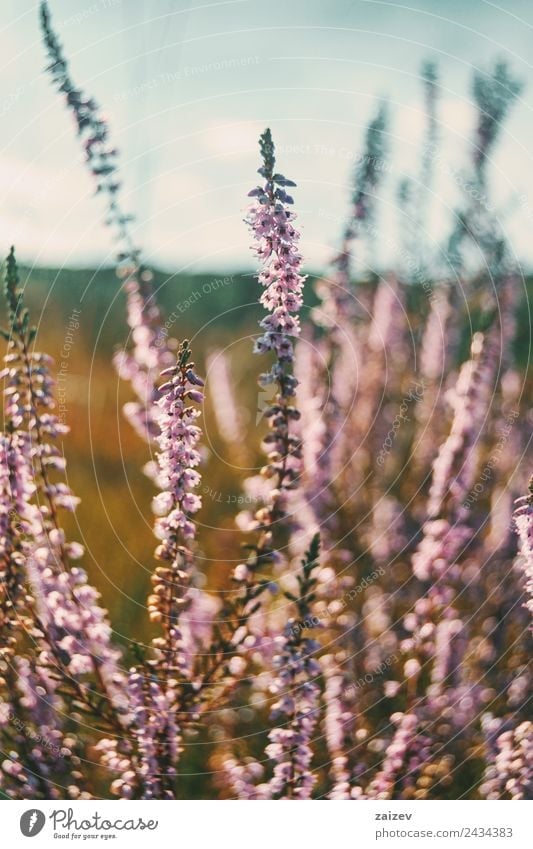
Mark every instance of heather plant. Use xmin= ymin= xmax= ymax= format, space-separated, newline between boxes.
xmin=0 ymin=248 xmax=127 ymax=799
xmin=514 ymin=478 xmax=533 ymax=627
xmin=447 ymin=61 xmax=523 ymax=276
xmin=0 ymin=3 xmax=531 ymax=802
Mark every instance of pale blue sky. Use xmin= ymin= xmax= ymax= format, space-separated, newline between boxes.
xmin=1 ymin=0 xmax=533 ymax=272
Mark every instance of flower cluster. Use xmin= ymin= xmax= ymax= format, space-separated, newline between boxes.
xmin=0 ymin=250 xmax=128 ymax=798
xmin=247 ymin=129 xmax=305 ymax=364
xmin=365 ymin=712 xmax=431 ymax=799
xmin=481 ymin=718 xmax=533 ymax=799
xmin=303 ymin=104 xmax=389 ymax=550
xmin=245 ymin=130 xmax=306 ymax=527
xmin=514 ymin=479 xmax=533 ymax=625
xmin=149 ymin=341 xmax=205 ymax=671
xmin=472 ymin=62 xmax=524 ymax=180
xmin=225 ymin=536 xmax=322 ymax=799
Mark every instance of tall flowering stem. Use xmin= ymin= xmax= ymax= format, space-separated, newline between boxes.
xmin=104 ymin=343 xmax=252 ymax=798
xmin=102 ymin=342 xmax=205 ymax=799
xmin=39 ymin=1 xmax=172 ymax=443
xmin=412 ymin=329 xmax=496 ymax=589
xmin=0 ymin=372 xmax=35 ymax=659
xmin=222 ymin=133 xmax=322 ymax=798
xmin=306 ymin=105 xmax=389 ymax=540
xmin=447 ymin=61 xmax=522 ymax=272
xmin=411 ymin=60 xmax=439 ymax=276
xmin=514 ymin=478 xmax=533 ymax=627
xmin=0 ymin=249 xmax=131 ymax=798
xmin=3 ymin=251 xmax=125 ymax=713
xmin=394 ymin=325 xmax=501 ymax=766
xmin=228 ymin=128 xmax=308 ymax=709
xmin=332 ymin=102 xmax=388 ymax=285
xmin=315 ymin=101 xmax=388 ymax=332
xmin=149 ymin=340 xmax=204 ymax=675
xmin=196 ymin=130 xmax=307 ymax=713
xmin=0 ymin=262 xmax=53 ymax=794
xmin=472 ymin=62 xmax=523 ymax=185
xmin=321 ymin=651 xmax=358 ymax=799
xmin=366 ymin=712 xmax=431 ymax=800
xmin=481 ymin=718 xmax=533 ymax=799
xmin=264 ymin=534 xmax=321 ymax=799
xmin=245 ymin=128 xmax=306 ymax=548
xmin=420 ymin=60 xmax=439 ymax=186
xmin=225 ymin=535 xmax=322 ymax=799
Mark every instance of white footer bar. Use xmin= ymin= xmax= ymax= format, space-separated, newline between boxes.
xmin=5 ymin=799 xmax=532 ymax=849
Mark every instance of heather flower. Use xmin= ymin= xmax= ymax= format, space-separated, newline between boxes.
xmin=147 ymin=340 xmax=207 ymax=676
xmin=3 ymin=251 xmax=124 ymax=692
xmin=310 ymin=102 xmax=389 ymax=456
xmin=336 ymin=274 xmax=408 ymax=518
xmin=426 ymin=618 xmax=478 ymax=728
xmin=366 ymin=711 xmax=431 ymax=800
xmin=153 ymin=343 xmax=204 ymax=545
xmin=109 ymin=343 xmax=215 ymax=798
xmin=0 ymin=657 xmax=87 ymax=800
xmin=471 ymin=62 xmax=523 ymax=181
xmin=306 ymin=105 xmax=389 ymax=537
xmin=0 ymin=250 xmax=129 ymax=804
xmin=243 ymin=128 xmax=306 ymax=560
xmin=329 ymin=101 xmax=389 ymax=290
xmin=220 ymin=131 xmax=315 ymax=726
xmin=367 ymin=275 xmax=404 ymax=353
xmin=223 ymin=758 xmax=265 ymax=799
xmin=225 ymin=536 xmax=322 ymax=799
xmin=447 ymin=62 xmax=522 ymax=272
xmin=0 ymin=429 xmax=35 ymax=645
xmin=247 ymin=130 xmax=304 ymax=372
xmin=481 ymin=717 xmax=533 ymax=799
xmin=126 ymin=668 xmax=180 ymax=800
xmin=321 ymin=652 xmax=357 ymax=799
xmin=395 ymin=321 xmax=509 ymax=774
xmin=412 ymin=330 xmax=495 ymax=584
xmin=514 ymin=478 xmax=533 ymax=626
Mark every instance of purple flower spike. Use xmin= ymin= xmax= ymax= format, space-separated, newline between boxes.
xmin=244 ymin=129 xmax=306 ymax=540
xmin=514 ymin=479 xmax=533 ymax=627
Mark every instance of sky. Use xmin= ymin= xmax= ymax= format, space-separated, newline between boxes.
xmin=1 ymin=0 xmax=533 ymax=273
